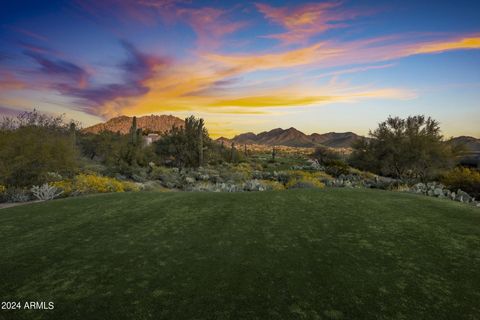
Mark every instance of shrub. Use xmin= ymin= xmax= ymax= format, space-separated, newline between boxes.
xmin=5 ymin=187 xmax=31 ymax=203
xmin=282 ymin=171 xmax=326 ymax=189
xmin=312 ymin=146 xmax=341 ymax=164
xmin=286 ymin=176 xmax=325 ymax=189
xmin=348 ymin=168 xmax=377 ymax=180
xmin=53 ymin=174 xmax=139 ymax=196
xmin=218 ymin=163 xmax=253 ymax=183
xmin=310 ymin=171 xmax=334 ymax=183
xmin=0 ymin=185 xmax=6 ymax=203
xmin=324 ymin=160 xmax=350 ymax=177
xmin=260 ymin=180 xmax=285 ymax=191
xmin=441 ymin=167 xmax=480 ymax=198
xmin=149 ymin=166 xmax=181 ymax=188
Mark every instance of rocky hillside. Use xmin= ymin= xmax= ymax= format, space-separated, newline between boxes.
xmin=449 ymin=136 xmax=480 ymax=152
xmin=218 ymin=128 xmax=364 ymax=148
xmin=83 ymin=115 xmax=184 ymax=134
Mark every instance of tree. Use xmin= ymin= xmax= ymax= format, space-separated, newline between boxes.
xmin=154 ymin=116 xmax=210 ymax=168
xmin=349 ymin=115 xmax=457 ymax=181
xmin=311 ymin=146 xmax=341 ymax=165
xmin=0 ymin=111 xmax=77 ymax=186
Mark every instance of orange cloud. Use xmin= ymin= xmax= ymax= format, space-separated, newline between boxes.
xmin=255 ymin=2 xmax=368 ymax=44
xmin=410 ymin=36 xmax=480 ymax=54
xmin=203 ymin=35 xmax=480 ymax=74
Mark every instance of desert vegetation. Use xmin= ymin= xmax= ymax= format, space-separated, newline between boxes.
xmin=0 ymin=110 xmax=479 ymax=207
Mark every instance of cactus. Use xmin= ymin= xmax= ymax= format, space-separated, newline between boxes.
xmin=198 ymin=119 xmax=204 ymax=167
xmin=244 ymin=144 xmax=247 ymax=156
xmin=69 ymin=122 xmax=76 ymax=152
xmin=130 ymin=116 xmax=138 ymax=145
xmin=136 ymin=128 xmax=143 ymax=146
xmin=272 ymin=146 xmax=276 ymax=161
xmin=230 ymin=142 xmax=236 ymax=163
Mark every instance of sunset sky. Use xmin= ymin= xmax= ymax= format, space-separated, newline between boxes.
xmin=1 ymin=0 xmax=479 ymax=138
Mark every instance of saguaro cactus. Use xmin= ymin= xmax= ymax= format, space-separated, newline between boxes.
xmin=136 ymin=128 xmax=143 ymax=146
xmin=230 ymin=142 xmax=236 ymax=163
xmin=130 ymin=116 xmax=138 ymax=145
xmin=69 ymin=122 xmax=76 ymax=152
xmin=198 ymin=119 xmax=204 ymax=167
xmin=272 ymin=146 xmax=276 ymax=161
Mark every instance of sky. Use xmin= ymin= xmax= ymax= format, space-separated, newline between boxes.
xmin=0 ymin=0 xmax=479 ymax=138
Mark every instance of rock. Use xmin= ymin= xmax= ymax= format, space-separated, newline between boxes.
xmin=433 ymin=188 xmax=443 ymax=196
xmin=427 ymin=190 xmax=435 ymax=197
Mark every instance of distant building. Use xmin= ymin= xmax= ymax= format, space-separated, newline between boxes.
xmin=144 ymin=133 xmax=161 ymax=145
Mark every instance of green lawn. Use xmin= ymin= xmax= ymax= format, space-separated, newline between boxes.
xmin=0 ymin=189 xmax=479 ymax=319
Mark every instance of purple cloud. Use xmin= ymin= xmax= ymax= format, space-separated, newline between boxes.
xmin=24 ymin=50 xmax=89 ymax=86
xmin=0 ymin=105 xmax=24 ymax=118
xmin=24 ymin=40 xmax=169 ymax=116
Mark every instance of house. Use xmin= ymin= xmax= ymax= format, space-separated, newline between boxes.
xmin=144 ymin=133 xmax=161 ymax=146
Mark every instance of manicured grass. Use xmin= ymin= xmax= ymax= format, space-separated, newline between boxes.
xmin=0 ymin=189 xmax=479 ymax=319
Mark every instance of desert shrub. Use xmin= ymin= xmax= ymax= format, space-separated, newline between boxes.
xmin=324 ymin=160 xmax=350 ymax=177
xmin=260 ymin=180 xmax=285 ymax=191
xmin=440 ymin=167 xmax=480 ymax=198
xmin=348 ymin=167 xmax=377 ymax=180
xmin=149 ymin=166 xmax=181 ymax=188
xmin=53 ymin=174 xmax=139 ymax=196
xmin=218 ymin=163 xmax=253 ymax=183
xmin=310 ymin=171 xmax=334 ymax=183
xmin=286 ymin=176 xmax=325 ymax=189
xmin=312 ymin=146 xmax=341 ymax=164
xmin=280 ymin=170 xmax=326 ymax=189
xmin=4 ymin=187 xmax=31 ymax=202
xmin=0 ymin=185 xmax=6 ymax=203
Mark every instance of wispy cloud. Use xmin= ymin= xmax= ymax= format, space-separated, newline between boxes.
xmin=0 ymin=71 xmax=27 ymax=90
xmin=175 ymin=7 xmax=247 ymax=49
xmin=255 ymin=1 xmax=369 ymax=45
xmin=24 ymin=50 xmax=90 ymax=88
xmin=203 ymin=35 xmax=480 ymax=74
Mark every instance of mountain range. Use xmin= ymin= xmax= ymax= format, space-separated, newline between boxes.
xmin=217 ymin=128 xmax=364 ymax=148
xmin=83 ymin=115 xmax=480 ymax=150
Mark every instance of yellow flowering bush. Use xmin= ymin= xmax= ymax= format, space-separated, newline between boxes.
xmin=53 ymin=174 xmax=139 ymax=196
xmin=286 ymin=176 xmax=325 ymax=189
xmin=283 ymin=170 xmax=326 ymax=189
xmin=0 ymin=185 xmax=6 ymax=194
xmin=260 ymin=180 xmax=285 ymax=191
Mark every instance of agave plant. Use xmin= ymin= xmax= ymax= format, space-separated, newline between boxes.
xmin=31 ymin=183 xmax=63 ymax=201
